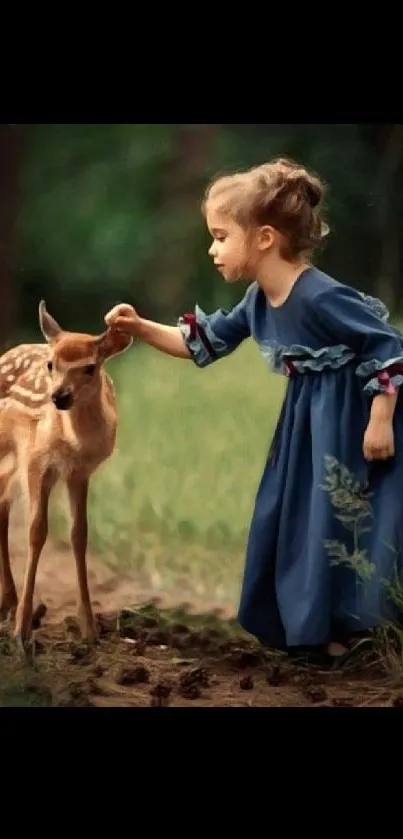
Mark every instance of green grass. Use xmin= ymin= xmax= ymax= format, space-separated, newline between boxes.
xmin=50 ymin=339 xmax=285 ymax=604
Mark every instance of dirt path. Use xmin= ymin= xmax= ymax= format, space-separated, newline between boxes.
xmin=7 ymin=502 xmax=235 ymax=625
xmin=1 ymin=505 xmax=403 ymax=708
xmin=1 ymin=601 xmax=401 ymax=708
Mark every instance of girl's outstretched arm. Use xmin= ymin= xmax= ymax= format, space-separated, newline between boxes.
xmin=105 ymin=304 xmax=191 ymax=359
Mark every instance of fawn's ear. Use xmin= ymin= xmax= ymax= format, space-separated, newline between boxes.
xmin=39 ymin=300 xmax=62 ymax=343
xmin=96 ymin=328 xmax=133 ymax=360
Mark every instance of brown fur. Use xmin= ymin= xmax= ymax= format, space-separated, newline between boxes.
xmin=0 ymin=301 xmax=133 ymax=648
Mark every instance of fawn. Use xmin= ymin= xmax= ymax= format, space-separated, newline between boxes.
xmin=0 ymin=301 xmax=133 ymax=651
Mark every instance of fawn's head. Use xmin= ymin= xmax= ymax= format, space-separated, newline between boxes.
xmin=39 ymin=301 xmax=133 ymax=411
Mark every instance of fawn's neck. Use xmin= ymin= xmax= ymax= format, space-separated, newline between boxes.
xmin=60 ymin=374 xmax=115 ymax=438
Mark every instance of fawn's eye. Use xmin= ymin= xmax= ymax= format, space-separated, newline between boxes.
xmin=47 ymin=361 xmax=53 ymax=372
xmin=84 ymin=364 xmax=96 ymax=376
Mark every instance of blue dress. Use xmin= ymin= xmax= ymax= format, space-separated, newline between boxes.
xmin=178 ymin=267 xmax=403 ymax=650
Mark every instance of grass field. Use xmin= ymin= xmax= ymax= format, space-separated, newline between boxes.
xmin=50 ymin=339 xmax=286 ymax=607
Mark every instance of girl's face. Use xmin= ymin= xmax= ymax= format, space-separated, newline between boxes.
xmin=206 ymin=203 xmax=256 ymax=283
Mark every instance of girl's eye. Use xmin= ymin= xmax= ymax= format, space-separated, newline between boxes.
xmin=47 ymin=361 xmax=53 ymax=372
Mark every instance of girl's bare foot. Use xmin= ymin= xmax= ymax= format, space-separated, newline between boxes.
xmin=327 ymin=641 xmax=349 ymax=657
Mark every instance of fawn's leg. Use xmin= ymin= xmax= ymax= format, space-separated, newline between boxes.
xmin=14 ymin=466 xmax=54 ymax=646
xmin=67 ymin=473 xmax=97 ymax=642
xmin=0 ymin=501 xmax=18 ymax=621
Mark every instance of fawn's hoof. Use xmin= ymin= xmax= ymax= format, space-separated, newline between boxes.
xmin=13 ymin=633 xmax=36 ymax=664
xmin=80 ymin=622 xmax=100 ymax=644
xmin=82 ymin=630 xmax=99 ymax=645
xmin=78 ymin=609 xmax=100 ymax=644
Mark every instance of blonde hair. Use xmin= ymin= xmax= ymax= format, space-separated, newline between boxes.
xmin=202 ymin=157 xmax=329 ymax=260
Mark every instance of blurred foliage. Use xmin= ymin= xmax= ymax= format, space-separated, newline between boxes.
xmin=2 ymin=123 xmax=401 ymax=339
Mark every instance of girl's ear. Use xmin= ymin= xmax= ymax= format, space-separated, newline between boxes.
xmin=256 ymin=225 xmax=276 ymax=252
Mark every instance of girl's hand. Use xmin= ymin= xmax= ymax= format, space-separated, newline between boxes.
xmin=363 ymin=418 xmax=395 ymax=461
xmin=104 ymin=303 xmax=141 ymax=336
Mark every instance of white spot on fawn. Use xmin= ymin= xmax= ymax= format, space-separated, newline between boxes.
xmin=10 ymin=385 xmax=47 ymax=403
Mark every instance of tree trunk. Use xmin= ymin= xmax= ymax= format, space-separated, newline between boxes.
xmin=0 ymin=124 xmax=27 ymax=348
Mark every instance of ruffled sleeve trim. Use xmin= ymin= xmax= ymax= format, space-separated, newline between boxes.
xmin=355 ymin=357 xmax=403 ymax=394
xmin=178 ymin=305 xmax=228 ymax=368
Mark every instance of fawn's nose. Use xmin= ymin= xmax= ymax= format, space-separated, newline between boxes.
xmin=52 ymin=387 xmax=73 ymax=411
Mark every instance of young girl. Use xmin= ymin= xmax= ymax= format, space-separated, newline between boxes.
xmin=105 ymin=157 xmax=403 ymax=666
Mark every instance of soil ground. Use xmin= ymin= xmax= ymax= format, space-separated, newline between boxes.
xmin=1 ymin=507 xmax=403 ymax=708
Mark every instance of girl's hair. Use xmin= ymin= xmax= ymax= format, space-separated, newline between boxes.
xmin=202 ymin=157 xmax=329 ymax=260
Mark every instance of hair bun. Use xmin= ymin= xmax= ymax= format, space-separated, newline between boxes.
xmin=305 ymin=181 xmax=322 ymax=209
xmin=276 ymin=162 xmax=323 ymax=209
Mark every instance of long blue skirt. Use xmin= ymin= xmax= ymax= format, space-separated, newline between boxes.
xmin=237 ymin=364 xmax=403 ymax=649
